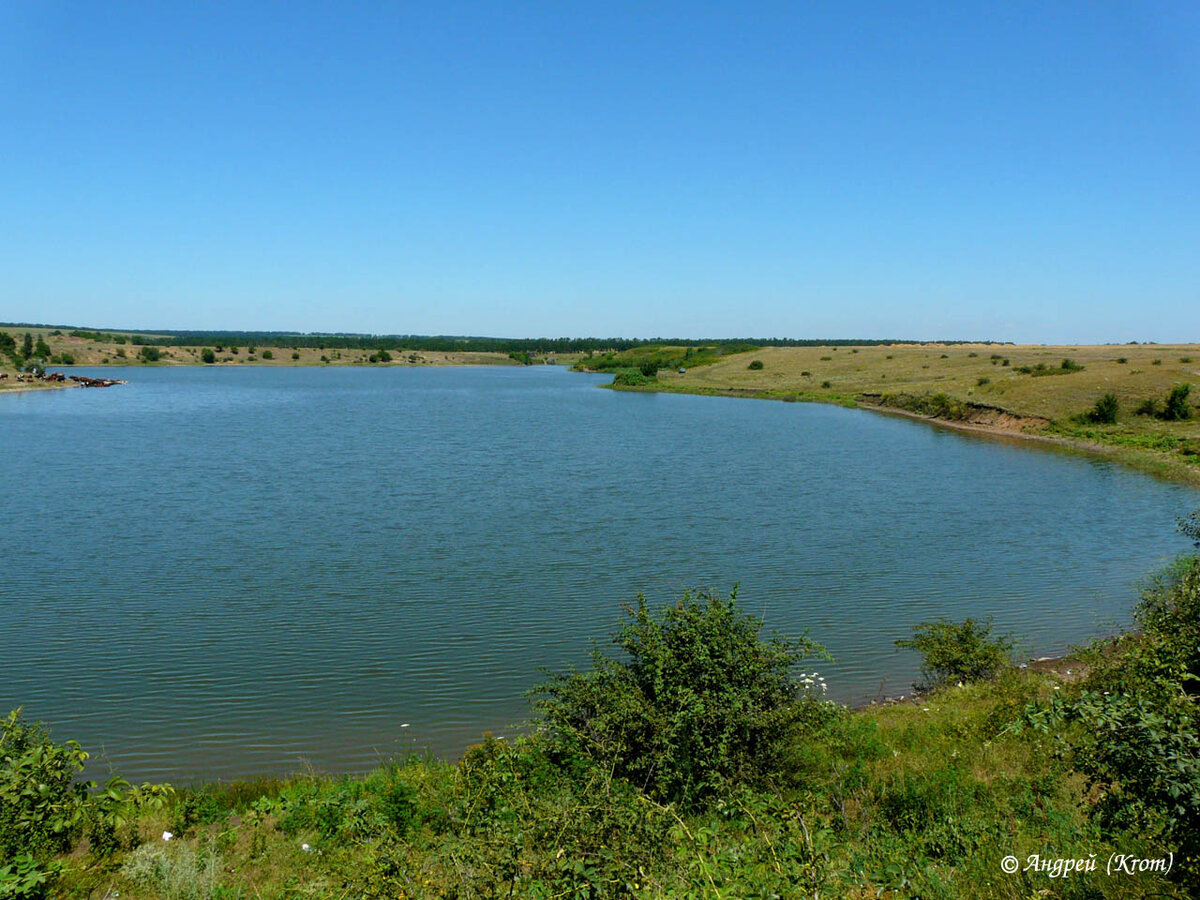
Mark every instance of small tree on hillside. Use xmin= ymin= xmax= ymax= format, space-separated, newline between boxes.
xmin=1162 ymin=384 xmax=1193 ymax=421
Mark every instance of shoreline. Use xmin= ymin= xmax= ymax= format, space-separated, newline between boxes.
xmin=605 ymin=380 xmax=1200 ymax=486
xmin=0 ymin=381 xmax=79 ymax=395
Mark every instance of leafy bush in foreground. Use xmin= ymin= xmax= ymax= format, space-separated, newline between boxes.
xmin=0 ymin=709 xmax=90 ymax=861
xmin=895 ymin=617 xmax=1014 ymax=690
xmin=533 ymin=587 xmax=832 ymax=806
xmin=1072 ymin=550 xmax=1200 ymax=886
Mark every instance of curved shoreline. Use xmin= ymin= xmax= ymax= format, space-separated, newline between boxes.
xmin=604 ymin=380 xmax=1200 ymax=486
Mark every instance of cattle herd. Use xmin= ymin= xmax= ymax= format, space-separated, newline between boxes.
xmin=4 ymin=371 xmax=127 ymax=388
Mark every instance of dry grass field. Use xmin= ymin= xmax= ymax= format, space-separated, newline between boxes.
xmin=634 ymin=343 xmax=1200 ymax=482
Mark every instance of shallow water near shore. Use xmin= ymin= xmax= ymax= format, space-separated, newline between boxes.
xmin=2 ymin=365 xmax=1196 ymax=781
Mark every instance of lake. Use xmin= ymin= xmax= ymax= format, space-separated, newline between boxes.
xmin=2 ymin=365 xmax=1196 ymax=782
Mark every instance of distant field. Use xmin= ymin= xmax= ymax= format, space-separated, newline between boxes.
xmin=0 ymin=326 xmax=581 ymax=376
xmin=588 ymin=342 xmax=1200 ymax=483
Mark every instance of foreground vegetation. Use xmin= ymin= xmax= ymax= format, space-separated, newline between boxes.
xmin=5 ymin=516 xmax=1200 ymax=898
xmin=586 ymin=342 xmax=1200 ymax=483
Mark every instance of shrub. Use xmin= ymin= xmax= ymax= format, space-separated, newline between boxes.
xmin=747 ymin=360 xmax=764 ymax=370
xmin=533 ymin=587 xmax=830 ymax=807
xmin=1136 ymin=398 xmax=1159 ymax=417
xmin=120 ymin=841 xmax=219 ymax=899
xmin=976 ymin=377 xmax=990 ymax=387
xmin=291 ymin=351 xmax=300 ymax=360
xmin=115 ymin=348 xmax=126 ymax=358
xmin=1117 ymin=357 xmax=1128 ymax=364
xmin=801 ymin=370 xmax=812 ymax=377
xmin=0 ymin=854 xmax=62 ymax=900
xmin=200 ymin=348 xmax=215 ymax=364
xmin=0 ymin=709 xmax=90 ymax=861
xmin=639 ymin=362 xmax=659 ymax=377
xmin=138 ymin=345 xmax=161 ymax=363
xmin=879 ymin=392 xmax=969 ymax=421
xmin=261 ymin=350 xmax=274 ymax=360
xmin=821 ymin=380 xmax=832 ymax=388
xmin=1153 ymin=359 xmax=1163 ymax=366
xmin=1061 ymin=357 xmax=1084 ymax=372
xmin=1086 ymin=392 xmax=1119 ymax=424
xmin=1162 ymin=383 xmax=1193 ymax=421
xmin=895 ymin=618 xmax=1013 ymax=690
xmin=1183 ymin=357 xmax=1194 ymax=364
xmin=1073 ymin=556 xmax=1200 ymax=880
xmin=612 ymin=370 xmax=654 ymax=387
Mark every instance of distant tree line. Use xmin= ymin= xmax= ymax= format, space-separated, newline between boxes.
xmin=0 ymin=323 xmax=1013 ymax=355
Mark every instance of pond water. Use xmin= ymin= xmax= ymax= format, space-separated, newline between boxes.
xmin=2 ymin=365 xmax=1195 ymax=781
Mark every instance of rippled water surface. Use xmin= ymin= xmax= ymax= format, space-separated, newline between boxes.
xmin=2 ymin=365 xmax=1196 ymax=780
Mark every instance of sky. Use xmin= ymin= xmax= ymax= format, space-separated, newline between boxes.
xmin=1 ymin=1 xmax=1197 ymax=342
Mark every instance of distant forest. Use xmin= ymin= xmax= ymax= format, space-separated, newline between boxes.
xmin=2 ymin=324 xmax=1010 ymax=353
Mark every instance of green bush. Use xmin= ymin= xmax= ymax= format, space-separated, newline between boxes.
xmin=138 ymin=345 xmax=161 ymax=363
xmin=1162 ymin=383 xmax=1193 ymax=421
xmin=0 ymin=854 xmax=62 ymax=900
xmin=291 ymin=351 xmax=300 ymax=360
xmin=611 ymin=370 xmax=654 ymax=387
xmin=1072 ymin=550 xmax=1200 ymax=887
xmin=639 ymin=362 xmax=660 ymax=377
xmin=879 ymin=392 xmax=970 ymax=421
xmin=895 ymin=618 xmax=1013 ymax=690
xmin=0 ymin=709 xmax=90 ymax=861
xmin=976 ymin=376 xmax=990 ymax=387
xmin=747 ymin=360 xmax=764 ymax=370
xmin=533 ymin=587 xmax=831 ymax=807
xmin=1086 ymin=392 xmax=1119 ymax=424
xmin=200 ymin=348 xmax=215 ymax=364
xmin=260 ymin=349 xmax=274 ymax=360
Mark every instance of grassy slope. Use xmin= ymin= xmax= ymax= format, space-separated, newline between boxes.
xmin=598 ymin=343 xmax=1200 ymax=483
xmin=49 ymin=661 xmax=1179 ymax=899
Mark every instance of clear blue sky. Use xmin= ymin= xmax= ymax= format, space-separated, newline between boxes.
xmin=2 ymin=2 xmax=1197 ymax=342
